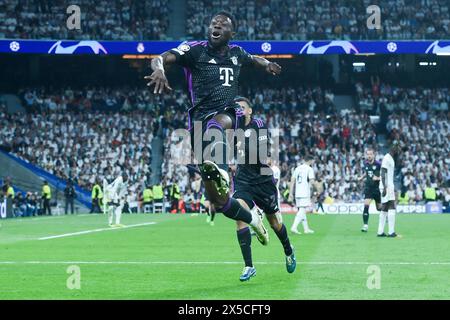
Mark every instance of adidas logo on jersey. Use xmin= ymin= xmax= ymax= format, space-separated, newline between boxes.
xmin=208 ymin=58 xmax=217 ymax=64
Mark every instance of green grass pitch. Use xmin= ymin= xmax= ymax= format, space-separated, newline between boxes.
xmin=0 ymin=212 xmax=449 ymax=299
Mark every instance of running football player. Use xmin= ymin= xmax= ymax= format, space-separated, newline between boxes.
xmin=232 ymin=97 xmax=296 ymax=281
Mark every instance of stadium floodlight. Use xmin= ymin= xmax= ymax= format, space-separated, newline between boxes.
xmin=352 ymin=62 xmax=365 ymax=67
xmin=419 ymin=62 xmax=429 ymax=66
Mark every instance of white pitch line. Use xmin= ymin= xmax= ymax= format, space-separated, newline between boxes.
xmin=37 ymin=222 xmax=156 ymax=240
xmin=0 ymin=261 xmax=449 ymax=266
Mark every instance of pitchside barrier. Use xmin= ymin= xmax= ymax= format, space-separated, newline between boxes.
xmin=280 ymin=202 xmax=445 ymax=214
xmin=0 ymin=198 xmax=13 ymax=218
xmin=1 ymin=40 xmax=450 ymax=55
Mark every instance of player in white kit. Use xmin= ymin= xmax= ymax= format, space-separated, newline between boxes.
xmin=103 ymin=173 xmax=129 ymax=227
xmin=378 ymin=143 xmax=401 ymax=237
xmin=288 ymin=155 xmax=315 ymax=234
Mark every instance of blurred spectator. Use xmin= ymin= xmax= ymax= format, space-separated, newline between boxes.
xmin=26 ymin=192 xmax=38 ymax=216
xmin=64 ymin=180 xmax=76 ymax=214
xmin=13 ymin=192 xmax=27 ymax=217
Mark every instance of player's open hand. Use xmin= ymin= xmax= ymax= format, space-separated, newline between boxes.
xmin=266 ymin=62 xmax=282 ymax=75
xmin=145 ymin=69 xmax=173 ymax=94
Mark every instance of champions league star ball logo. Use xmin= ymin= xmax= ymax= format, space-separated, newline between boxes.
xmin=48 ymin=41 xmax=108 ymax=54
xmin=9 ymin=41 xmax=20 ymax=52
xmin=261 ymin=42 xmax=271 ymax=53
xmin=299 ymin=41 xmax=359 ymax=54
xmin=387 ymin=42 xmax=397 ymax=52
xmin=178 ymin=43 xmax=190 ymax=52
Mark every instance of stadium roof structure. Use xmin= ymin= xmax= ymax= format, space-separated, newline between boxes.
xmin=1 ymin=39 xmax=450 ymax=55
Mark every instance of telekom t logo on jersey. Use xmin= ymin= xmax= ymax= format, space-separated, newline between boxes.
xmin=219 ymin=67 xmax=234 ymax=86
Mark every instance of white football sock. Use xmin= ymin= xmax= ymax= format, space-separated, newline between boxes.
xmin=249 ymin=207 xmax=259 ymax=227
xmin=378 ymin=211 xmax=387 ymax=234
xmin=108 ymin=207 xmax=113 ymax=225
xmin=302 ymin=211 xmax=310 ymax=231
xmin=388 ymin=209 xmax=396 ymax=235
xmin=115 ymin=206 xmax=122 ymax=225
xmin=292 ymin=207 xmax=305 ymax=231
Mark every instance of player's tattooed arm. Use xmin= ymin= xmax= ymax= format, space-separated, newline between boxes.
xmin=145 ymin=51 xmax=175 ymax=94
xmin=381 ymin=168 xmax=387 ymax=197
xmin=251 ymin=55 xmax=282 ymax=75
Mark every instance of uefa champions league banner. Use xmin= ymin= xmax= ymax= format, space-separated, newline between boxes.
xmin=1 ymin=39 xmax=450 ymax=55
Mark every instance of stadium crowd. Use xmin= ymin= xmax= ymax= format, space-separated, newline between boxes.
xmin=0 ymin=0 xmax=170 ymax=40
xmin=0 ymin=88 xmax=157 ymax=197
xmin=187 ymin=0 xmax=449 ymax=40
xmin=1 ymin=84 xmax=449 ymax=209
xmin=1 ymin=0 xmax=448 ymax=41
xmin=161 ymin=84 xmax=450 ymax=205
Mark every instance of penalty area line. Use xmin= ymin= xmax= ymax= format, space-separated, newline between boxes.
xmin=37 ymin=222 xmax=156 ymax=240
xmin=0 ymin=261 xmax=449 ymax=266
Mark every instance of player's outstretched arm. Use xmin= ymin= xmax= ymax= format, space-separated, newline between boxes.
xmin=251 ymin=55 xmax=282 ymax=76
xmin=145 ymin=51 xmax=176 ymax=94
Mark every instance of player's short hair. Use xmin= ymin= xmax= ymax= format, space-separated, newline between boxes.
xmin=366 ymin=147 xmax=375 ymax=153
xmin=304 ymin=155 xmax=314 ymax=162
xmin=234 ymin=96 xmax=252 ymax=108
xmin=213 ymin=11 xmax=236 ymax=30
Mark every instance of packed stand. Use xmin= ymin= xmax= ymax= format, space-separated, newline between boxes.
xmin=187 ymin=0 xmax=449 ymax=40
xmin=1 ymin=85 xmax=449 ymax=208
xmin=387 ymin=108 xmax=450 ymax=203
xmin=161 ymin=84 xmax=450 ymax=205
xmin=356 ymin=81 xmax=450 ymax=202
xmin=0 ymin=87 xmax=167 ymax=199
xmin=0 ymin=0 xmax=170 ymax=40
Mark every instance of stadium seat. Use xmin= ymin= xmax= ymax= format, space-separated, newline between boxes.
xmin=144 ymin=204 xmax=153 ymax=213
xmin=54 ymin=204 xmax=63 ymax=216
xmin=153 ymin=202 xmax=164 ymax=214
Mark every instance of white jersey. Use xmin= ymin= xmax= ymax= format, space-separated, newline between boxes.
xmin=293 ymin=164 xmax=315 ymax=199
xmin=104 ymin=176 xmax=128 ymax=204
xmin=380 ymin=153 xmax=395 ymax=203
xmin=380 ymin=153 xmax=395 ymax=191
xmin=271 ymin=165 xmax=281 ymax=188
